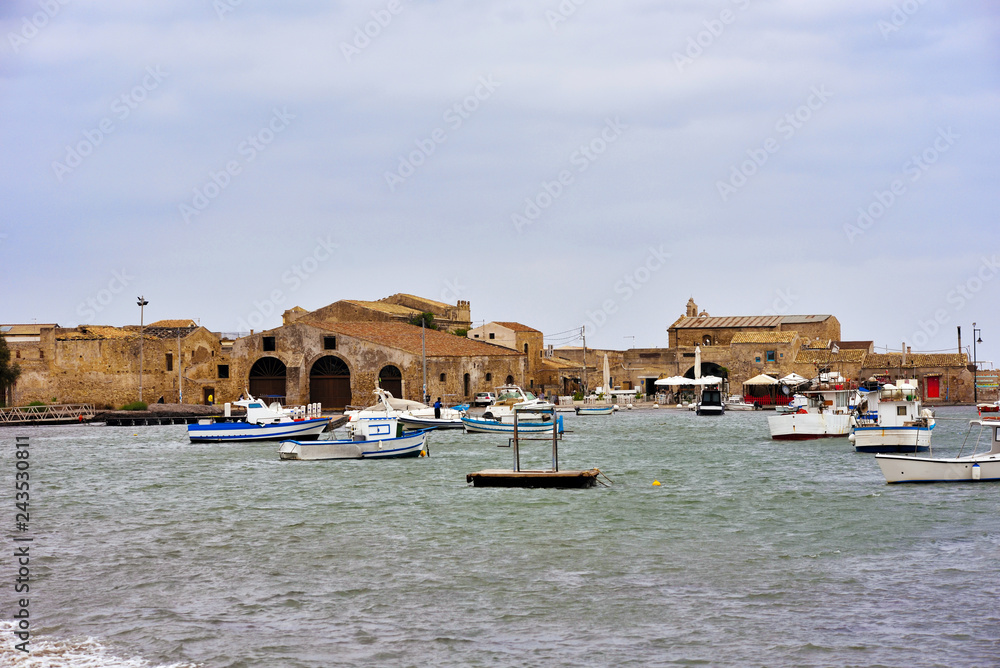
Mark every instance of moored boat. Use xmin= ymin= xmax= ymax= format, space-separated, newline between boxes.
xmin=347 ymin=387 xmax=465 ymax=430
xmin=875 ymin=419 xmax=1000 ymax=483
xmin=279 ymin=417 xmax=429 ymax=460
xmin=575 ymin=405 xmax=615 ymax=416
xmin=767 ymin=382 xmax=852 ymax=440
xmin=850 ymin=380 xmax=934 ymax=453
xmin=188 ymin=394 xmax=330 ymax=442
xmin=462 ymin=414 xmax=564 ymax=434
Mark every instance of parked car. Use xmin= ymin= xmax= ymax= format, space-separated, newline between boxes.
xmin=473 ymin=392 xmax=496 ymax=407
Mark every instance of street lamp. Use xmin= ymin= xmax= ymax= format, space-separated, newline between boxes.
xmin=137 ymin=296 xmax=148 ymax=402
xmin=973 ymin=323 xmax=982 ymax=404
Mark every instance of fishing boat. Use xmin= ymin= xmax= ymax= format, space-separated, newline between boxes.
xmin=279 ymin=417 xmax=428 ymax=460
xmin=188 ymin=394 xmax=330 ymax=442
xmin=849 ymin=380 xmax=934 ymax=453
xmin=481 ymin=384 xmax=553 ymax=421
xmin=725 ymin=395 xmax=757 ymax=411
xmin=575 ymin=405 xmax=615 ymax=416
xmin=347 ymin=387 xmax=465 ymax=430
xmin=766 ymin=380 xmax=852 ymax=440
xmin=462 ymin=414 xmax=564 ymax=434
xmin=875 ymin=419 xmax=1000 ymax=483
xmin=695 ymin=387 xmax=726 ymax=416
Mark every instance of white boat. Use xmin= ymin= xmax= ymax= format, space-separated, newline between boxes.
xmin=462 ymin=414 xmax=564 ymax=434
xmin=279 ymin=417 xmax=428 ymax=460
xmin=481 ymin=385 xmax=553 ymax=421
xmin=188 ymin=394 xmax=330 ymax=442
xmin=766 ymin=384 xmax=852 ymax=440
xmin=875 ymin=419 xmax=1000 ymax=483
xmin=850 ymin=380 xmax=934 ymax=453
xmin=725 ymin=395 xmax=757 ymax=411
xmin=575 ymin=405 xmax=615 ymax=416
xmin=347 ymin=387 xmax=465 ymax=430
xmin=696 ymin=388 xmax=726 ymax=416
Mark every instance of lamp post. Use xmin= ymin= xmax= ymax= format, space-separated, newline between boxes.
xmin=973 ymin=323 xmax=982 ymax=404
xmin=137 ymin=296 xmax=148 ymax=402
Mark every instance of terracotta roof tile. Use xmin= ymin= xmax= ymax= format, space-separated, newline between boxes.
xmin=322 ymin=322 xmax=523 ymax=357
xmin=671 ymin=315 xmax=783 ymax=329
xmin=795 ymin=349 xmax=867 ymax=364
xmin=863 ymin=352 xmax=968 ymax=368
xmin=492 ymin=321 xmax=541 ymax=333
xmin=148 ymin=319 xmax=197 ymax=328
xmin=730 ymin=332 xmax=798 ymax=344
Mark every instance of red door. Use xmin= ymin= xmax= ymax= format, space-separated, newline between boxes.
xmin=926 ymin=376 xmax=940 ymax=399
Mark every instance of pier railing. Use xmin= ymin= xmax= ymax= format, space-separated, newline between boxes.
xmin=0 ymin=404 xmax=96 ymax=425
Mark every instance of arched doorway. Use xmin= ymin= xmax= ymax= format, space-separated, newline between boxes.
xmin=311 ymin=356 xmax=351 ymax=409
xmin=249 ymin=357 xmax=287 ymax=402
xmin=505 ymin=374 xmax=514 ymax=385
xmin=684 ymin=362 xmax=728 ymax=383
xmin=378 ymin=365 xmax=403 ymax=398
xmin=463 ymin=373 xmax=470 ymax=398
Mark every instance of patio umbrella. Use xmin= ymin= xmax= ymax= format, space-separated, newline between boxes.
xmin=603 ymin=353 xmax=611 ymax=396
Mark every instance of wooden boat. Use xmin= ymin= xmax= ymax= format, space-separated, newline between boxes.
xmin=574 ymin=405 xmax=614 ymax=416
xmin=462 ymin=415 xmax=563 ymax=434
xmin=278 ymin=418 xmax=428 ymax=460
xmin=875 ymin=419 xmax=1000 ymax=483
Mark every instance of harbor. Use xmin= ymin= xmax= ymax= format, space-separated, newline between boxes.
xmin=5 ymin=405 xmax=999 ymax=667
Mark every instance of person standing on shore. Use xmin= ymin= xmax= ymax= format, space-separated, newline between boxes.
xmin=434 ymin=397 xmax=442 ymax=419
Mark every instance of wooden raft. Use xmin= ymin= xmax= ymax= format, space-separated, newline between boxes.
xmin=466 ymin=468 xmax=600 ymax=488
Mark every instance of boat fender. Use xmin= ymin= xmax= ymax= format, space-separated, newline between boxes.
xmin=973 ymin=463 xmax=981 ymax=481
xmin=796 ymin=408 xmax=808 ymax=414
xmin=652 ymin=480 xmax=661 ymax=486
xmin=557 ymin=415 xmax=564 ymax=434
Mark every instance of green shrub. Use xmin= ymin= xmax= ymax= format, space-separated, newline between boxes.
xmin=122 ymin=401 xmax=148 ymax=411
xmin=573 ymin=391 xmax=584 ymax=401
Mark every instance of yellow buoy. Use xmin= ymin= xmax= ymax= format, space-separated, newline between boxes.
xmin=652 ymin=480 xmax=661 ymax=486
xmin=420 ymin=450 xmax=426 ymax=457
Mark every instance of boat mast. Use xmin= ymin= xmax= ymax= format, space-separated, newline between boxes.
xmin=422 ymin=320 xmax=427 ymax=404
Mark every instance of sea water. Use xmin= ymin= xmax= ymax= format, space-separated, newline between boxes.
xmin=1 ymin=406 xmax=998 ymax=667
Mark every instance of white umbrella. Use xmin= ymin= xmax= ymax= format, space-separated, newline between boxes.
xmin=779 ymin=372 xmax=808 ymax=386
xmin=694 ymin=345 xmax=701 ymax=381
xmin=654 ymin=376 xmax=689 ymax=386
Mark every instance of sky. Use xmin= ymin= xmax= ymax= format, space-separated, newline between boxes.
xmin=2 ymin=0 xmax=998 ymax=364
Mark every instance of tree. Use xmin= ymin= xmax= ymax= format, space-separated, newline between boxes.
xmin=0 ymin=334 xmax=21 ymax=407
xmin=408 ymin=312 xmax=438 ymax=330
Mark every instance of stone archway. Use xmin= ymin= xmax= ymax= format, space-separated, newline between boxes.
xmin=378 ymin=365 xmax=403 ymax=398
xmin=249 ymin=357 xmax=287 ymax=402
xmin=310 ymin=356 xmax=352 ymax=409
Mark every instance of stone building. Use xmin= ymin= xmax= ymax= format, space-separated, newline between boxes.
xmin=285 ymin=294 xmax=472 ymax=333
xmin=466 ymin=322 xmax=544 ymax=383
xmin=232 ymin=320 xmax=525 ymax=408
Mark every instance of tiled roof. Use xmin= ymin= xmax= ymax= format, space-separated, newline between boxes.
xmin=1 ymin=324 xmax=58 ymax=335
xmin=148 ymin=319 xmax=197 ymax=328
xmin=56 ymin=326 xmax=136 ymax=340
xmin=539 ymin=356 xmax=579 ymax=370
xmin=671 ymin=315 xmax=783 ymax=329
xmin=492 ymin=321 xmax=541 ymax=333
xmin=383 ymin=293 xmax=453 ymax=311
xmin=836 ymin=340 xmax=873 ymax=350
xmin=780 ymin=315 xmax=834 ymax=324
xmin=795 ymin=349 xmax=867 ymax=364
xmin=322 ymin=322 xmax=523 ymax=357
xmin=863 ymin=353 xmax=968 ymax=368
xmin=730 ymin=331 xmax=798 ymax=344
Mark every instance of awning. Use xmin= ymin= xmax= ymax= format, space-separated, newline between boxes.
xmin=779 ymin=373 xmax=808 ymax=386
xmin=743 ymin=373 xmax=779 ymax=386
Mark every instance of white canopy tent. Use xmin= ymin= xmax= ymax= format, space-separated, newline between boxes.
xmin=655 ymin=375 xmax=724 ymax=386
xmin=779 ymin=372 xmax=809 ymax=386
xmin=743 ymin=373 xmax=779 ymax=386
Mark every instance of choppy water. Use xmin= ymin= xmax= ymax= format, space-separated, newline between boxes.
xmin=2 ymin=406 xmax=999 ymax=667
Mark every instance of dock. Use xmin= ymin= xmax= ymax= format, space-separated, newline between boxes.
xmin=466 ymin=468 xmax=600 ymax=488
xmin=0 ymin=403 xmax=96 ymax=426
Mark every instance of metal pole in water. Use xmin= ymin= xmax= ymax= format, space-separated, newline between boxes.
xmin=551 ymin=407 xmax=558 ymax=472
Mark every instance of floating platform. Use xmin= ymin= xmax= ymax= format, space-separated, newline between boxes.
xmin=466 ymin=468 xmax=600 ymax=488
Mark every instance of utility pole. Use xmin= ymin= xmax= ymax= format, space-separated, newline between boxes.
xmin=422 ymin=319 xmax=428 ymax=404
xmin=177 ymin=329 xmax=183 ymax=404
xmin=137 ymin=296 xmax=148 ymax=403
xmin=581 ymin=325 xmax=588 ymax=395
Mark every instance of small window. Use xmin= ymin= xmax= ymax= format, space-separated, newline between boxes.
xmin=166 ymin=353 xmax=173 ymax=372
xmin=474 ymin=334 xmax=480 ymax=338
xmin=218 ymin=364 xmax=230 ymax=379
xmin=262 ymin=337 xmax=276 ymax=352
xmin=485 ymin=372 xmax=492 ymax=382
xmin=523 ymin=343 xmax=529 ymax=354
xmin=897 ymin=405 xmax=907 ymax=416
xmin=323 ymin=336 xmax=336 ymax=350
xmin=489 ymin=333 xmax=495 ymax=340
xmin=755 ymin=356 xmax=761 ymax=363
xmin=766 ymin=350 xmax=776 ymax=362
xmin=39 ymin=350 xmax=44 ymax=359
xmin=439 ymin=373 xmax=446 ymax=382
xmin=15 ymin=350 xmax=20 ymax=359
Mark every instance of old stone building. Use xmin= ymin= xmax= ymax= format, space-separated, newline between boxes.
xmin=285 ymin=294 xmax=472 ymax=333
xmin=232 ymin=320 xmax=525 ymax=408
xmin=467 ymin=322 xmax=544 ymax=382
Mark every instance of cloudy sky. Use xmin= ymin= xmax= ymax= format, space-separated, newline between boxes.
xmin=2 ymin=1 xmax=998 ymax=362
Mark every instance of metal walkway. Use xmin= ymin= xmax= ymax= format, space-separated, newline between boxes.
xmin=0 ymin=404 xmax=96 ymax=425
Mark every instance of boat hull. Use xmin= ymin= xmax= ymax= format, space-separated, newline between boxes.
xmin=875 ymin=453 xmax=1000 ymax=483
xmin=575 ymin=406 xmax=614 ymax=416
xmin=853 ymin=426 xmax=932 ymax=453
xmin=397 ymin=414 xmax=466 ymax=430
xmin=278 ymin=430 xmax=428 ymax=460
xmin=767 ymin=413 xmax=850 ymax=440
xmin=462 ymin=417 xmax=561 ymax=434
xmin=188 ymin=417 xmax=330 ymax=442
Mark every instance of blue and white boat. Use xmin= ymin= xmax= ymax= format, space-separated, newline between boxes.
xmin=575 ymin=405 xmax=615 ymax=416
xmin=278 ymin=418 xmax=428 ymax=460
xmin=188 ymin=394 xmax=330 ymax=442
xmin=850 ymin=380 xmax=934 ymax=453
xmin=462 ymin=414 xmax=564 ymax=434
